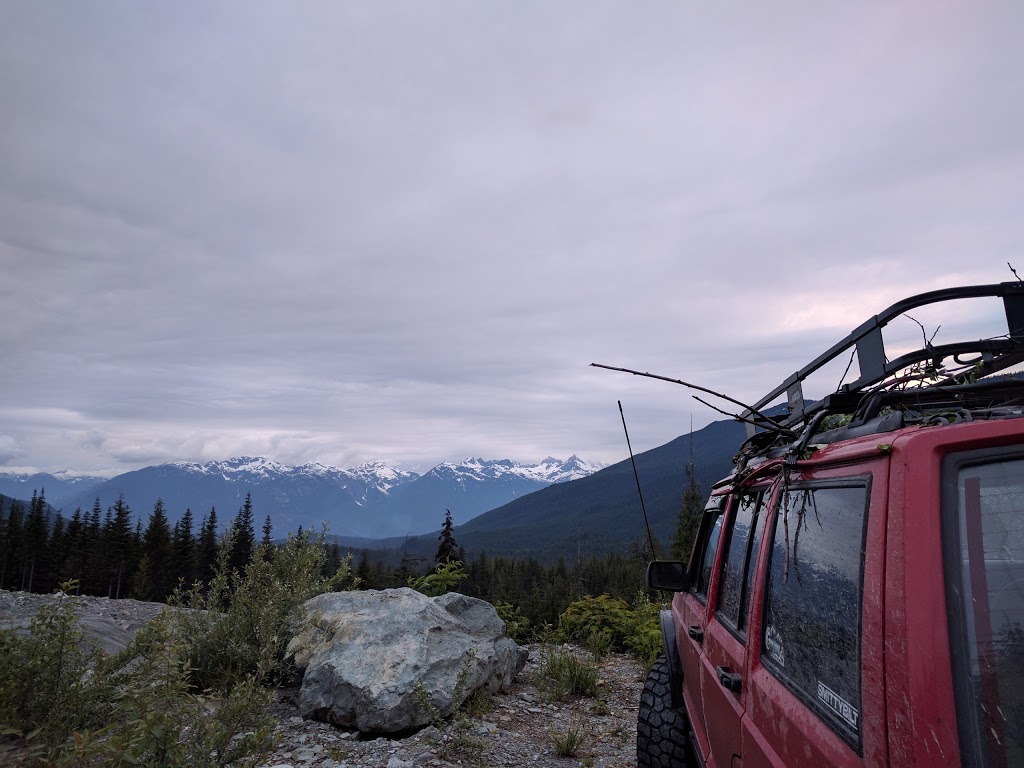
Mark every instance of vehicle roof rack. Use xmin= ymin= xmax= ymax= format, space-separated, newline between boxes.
xmin=740 ymin=282 xmax=1024 ymax=438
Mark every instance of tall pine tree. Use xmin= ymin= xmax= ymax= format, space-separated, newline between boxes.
xmin=195 ymin=507 xmax=219 ymax=586
xmin=435 ymin=509 xmax=458 ymax=565
xmin=228 ymin=493 xmax=255 ymax=572
xmin=23 ymin=490 xmax=50 ymax=592
xmin=171 ymin=508 xmax=195 ymax=588
xmin=134 ymin=499 xmax=172 ymax=601
xmin=0 ymin=499 xmax=24 ymax=591
xmin=671 ymin=431 xmax=703 ymax=562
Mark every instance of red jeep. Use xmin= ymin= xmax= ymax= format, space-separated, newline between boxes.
xmin=639 ymin=282 xmax=1024 ymax=767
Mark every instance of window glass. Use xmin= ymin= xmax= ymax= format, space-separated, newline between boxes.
xmin=952 ymin=458 xmax=1024 ymax=768
xmin=694 ymin=510 xmax=725 ymax=600
xmin=762 ymin=484 xmax=868 ymax=744
xmin=739 ymin=494 xmax=768 ymax=632
xmin=717 ymin=492 xmax=765 ymax=631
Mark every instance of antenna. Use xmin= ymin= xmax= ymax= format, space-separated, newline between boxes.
xmin=618 ymin=400 xmax=657 ymax=560
xmin=592 ymin=363 xmax=793 ymax=437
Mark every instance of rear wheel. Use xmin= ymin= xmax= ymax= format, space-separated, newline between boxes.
xmin=637 ymin=654 xmax=691 ymax=767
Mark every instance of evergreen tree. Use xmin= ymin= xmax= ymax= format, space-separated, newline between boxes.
xmin=171 ymin=508 xmax=195 ymax=588
xmin=228 ymin=493 xmax=256 ymax=572
xmin=0 ymin=499 xmax=24 ymax=591
xmin=134 ymin=499 xmax=172 ymax=601
xmin=671 ymin=437 xmax=703 ymax=562
xmin=195 ymin=507 xmax=219 ymax=586
xmin=23 ymin=490 xmax=50 ymax=592
xmin=83 ymin=499 xmax=105 ymax=595
xmin=105 ymin=496 xmax=135 ymax=598
xmin=355 ymin=549 xmax=371 ymax=587
xmin=48 ymin=513 xmax=68 ymax=593
xmin=261 ymin=515 xmax=273 ymax=548
xmin=435 ymin=509 xmax=458 ymax=565
xmin=61 ymin=507 xmax=85 ymax=585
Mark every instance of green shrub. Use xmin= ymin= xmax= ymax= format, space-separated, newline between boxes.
xmin=556 ymin=592 xmax=665 ymax=664
xmin=172 ymin=527 xmax=356 ymax=691
xmin=0 ymin=584 xmax=276 ymax=767
xmin=58 ymin=612 xmax=275 ymax=768
xmin=625 ymin=591 xmax=664 ymax=666
xmin=557 ymin=594 xmax=635 ymax=656
xmin=494 ymin=600 xmax=533 ymax=643
xmin=0 ymin=584 xmax=114 ymax=758
xmin=541 ymin=649 xmax=599 ymax=701
xmin=408 ymin=559 xmax=467 ymax=597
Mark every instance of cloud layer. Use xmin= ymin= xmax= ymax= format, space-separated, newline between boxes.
xmin=2 ymin=2 xmax=1022 ymax=473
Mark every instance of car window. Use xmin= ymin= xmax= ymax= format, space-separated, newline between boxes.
xmin=946 ymin=456 xmax=1024 ymax=768
xmin=761 ymin=482 xmax=869 ymax=746
xmin=693 ymin=502 xmax=726 ymax=602
xmin=716 ymin=491 xmax=767 ymax=633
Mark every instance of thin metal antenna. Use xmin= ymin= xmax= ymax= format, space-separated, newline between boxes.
xmin=618 ymin=400 xmax=657 ymax=560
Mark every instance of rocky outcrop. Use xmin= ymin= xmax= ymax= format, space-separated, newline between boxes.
xmin=286 ymin=588 xmax=529 ymax=734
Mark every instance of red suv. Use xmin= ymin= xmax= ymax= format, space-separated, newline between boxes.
xmin=639 ymin=282 xmax=1024 ymax=767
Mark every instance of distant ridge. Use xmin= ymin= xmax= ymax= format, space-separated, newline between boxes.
xmin=1 ymin=455 xmax=603 ymax=538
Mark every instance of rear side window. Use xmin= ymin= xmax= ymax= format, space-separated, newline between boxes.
xmin=945 ymin=455 xmax=1024 ymax=768
xmin=717 ymin=491 xmax=767 ymax=633
xmin=761 ymin=482 xmax=869 ymax=746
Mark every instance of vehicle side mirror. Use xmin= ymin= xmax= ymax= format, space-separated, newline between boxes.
xmin=646 ymin=560 xmax=689 ymax=593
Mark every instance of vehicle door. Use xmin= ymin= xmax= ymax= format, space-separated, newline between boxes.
xmin=741 ymin=460 xmax=888 ymax=768
xmin=699 ymin=488 xmax=771 ymax=767
xmin=677 ymin=495 xmax=727 ymax=760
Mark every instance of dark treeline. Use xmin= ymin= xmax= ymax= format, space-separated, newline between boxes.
xmin=351 ymin=544 xmax=653 ymax=630
xmin=0 ymin=490 xmax=333 ymax=602
xmin=1 ymin=483 xmax=701 ymax=631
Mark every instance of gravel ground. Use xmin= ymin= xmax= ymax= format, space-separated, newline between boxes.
xmin=1 ymin=591 xmax=647 ymax=767
xmin=261 ymin=644 xmax=646 ymax=768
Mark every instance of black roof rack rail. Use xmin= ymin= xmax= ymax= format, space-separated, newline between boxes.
xmin=741 ymin=282 xmax=1024 ymax=437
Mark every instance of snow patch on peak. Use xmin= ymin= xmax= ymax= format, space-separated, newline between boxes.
xmin=422 ymin=456 xmax=602 ymax=485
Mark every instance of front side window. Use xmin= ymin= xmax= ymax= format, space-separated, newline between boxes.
xmin=762 ymin=482 xmax=868 ymax=746
xmin=946 ymin=455 xmax=1024 ymax=768
xmin=693 ymin=500 xmax=726 ymax=601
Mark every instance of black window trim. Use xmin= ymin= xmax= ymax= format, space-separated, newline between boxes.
xmin=759 ymin=475 xmax=872 ymax=754
xmin=941 ymin=446 xmax=1024 ymax=768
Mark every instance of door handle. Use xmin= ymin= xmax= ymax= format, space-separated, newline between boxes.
xmin=716 ymin=666 xmax=742 ymax=693
xmin=687 ymin=625 xmax=703 ymax=642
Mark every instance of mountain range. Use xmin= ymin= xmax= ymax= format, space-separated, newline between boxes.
xmin=330 ymin=414 xmax=749 ymax=561
xmin=0 ymin=455 xmax=602 ymax=538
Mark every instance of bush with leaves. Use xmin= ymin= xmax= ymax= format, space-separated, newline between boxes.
xmin=556 ymin=592 xmax=663 ymax=664
xmin=172 ymin=526 xmax=358 ymax=691
xmin=0 ymin=585 xmax=113 ymax=760
xmin=0 ymin=583 xmax=275 ymax=767
xmin=58 ymin=611 xmax=275 ymax=768
xmin=541 ymin=649 xmax=599 ymax=701
xmin=407 ymin=559 xmax=467 ymax=597
xmin=625 ymin=591 xmax=663 ymax=666
xmin=557 ymin=594 xmax=636 ymax=656
xmin=494 ymin=600 xmax=533 ymax=643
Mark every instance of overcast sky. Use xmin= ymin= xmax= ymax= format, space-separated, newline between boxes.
xmin=2 ymin=2 xmax=1022 ymax=476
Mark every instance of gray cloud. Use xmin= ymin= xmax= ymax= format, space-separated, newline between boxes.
xmin=2 ymin=1 xmax=1023 ymax=474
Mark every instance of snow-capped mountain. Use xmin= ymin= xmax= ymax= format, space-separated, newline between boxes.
xmin=0 ymin=469 xmax=109 ymax=508
xmin=26 ymin=455 xmax=601 ymax=539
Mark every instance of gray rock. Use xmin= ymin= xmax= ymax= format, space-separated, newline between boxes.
xmin=287 ymin=588 xmax=528 ymax=734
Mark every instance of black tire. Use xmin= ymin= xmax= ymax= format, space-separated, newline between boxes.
xmin=637 ymin=654 xmax=691 ymax=767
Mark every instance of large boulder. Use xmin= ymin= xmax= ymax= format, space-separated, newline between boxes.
xmin=286 ymin=588 xmax=528 ymax=733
